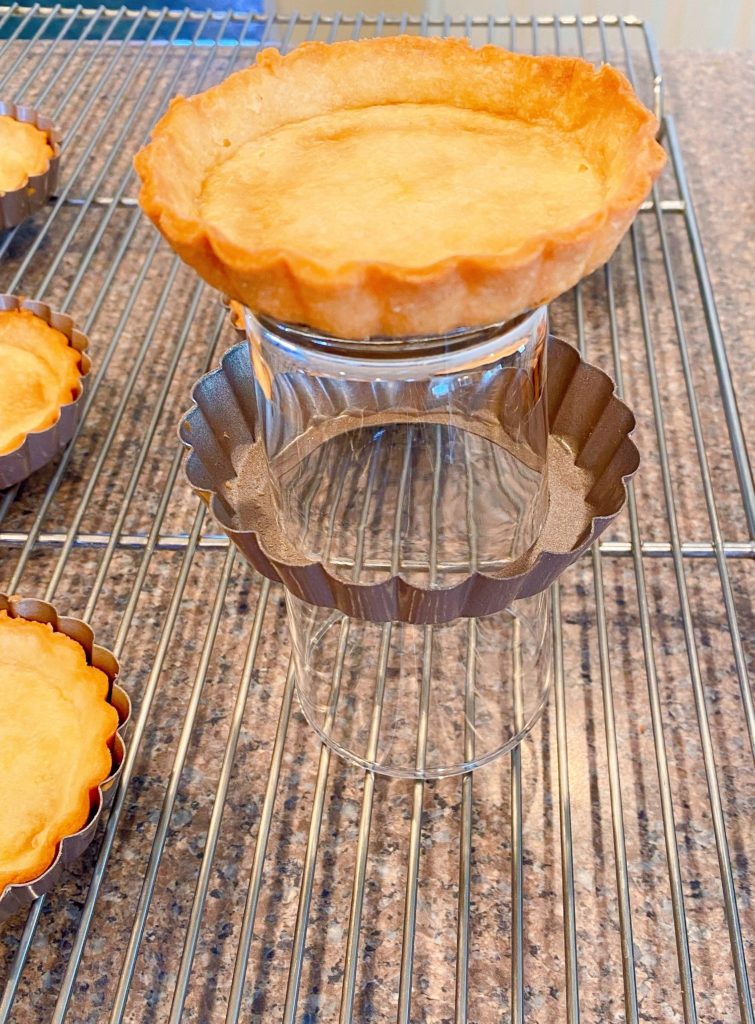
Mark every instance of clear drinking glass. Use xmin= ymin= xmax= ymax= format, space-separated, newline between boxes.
xmin=244 ymin=306 xmax=553 ymax=777
xmin=286 ymin=589 xmax=551 ymax=778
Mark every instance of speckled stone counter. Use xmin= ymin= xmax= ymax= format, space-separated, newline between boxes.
xmin=665 ymin=52 xmax=754 ymax=445
xmin=0 ymin=36 xmax=753 ymax=1024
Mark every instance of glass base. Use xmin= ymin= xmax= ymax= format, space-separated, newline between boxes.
xmin=287 ymin=590 xmax=552 ymax=780
xmin=294 ymin=674 xmax=551 ymax=779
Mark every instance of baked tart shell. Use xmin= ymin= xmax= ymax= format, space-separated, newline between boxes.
xmin=0 ymin=594 xmax=130 ymax=921
xmin=0 ymin=294 xmax=90 ymax=489
xmin=136 ymin=36 xmax=666 ymax=339
xmin=0 ymin=101 xmax=61 ymax=230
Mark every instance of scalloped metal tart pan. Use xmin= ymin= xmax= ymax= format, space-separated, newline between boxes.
xmin=0 ymin=294 xmax=91 ymax=489
xmin=179 ymin=335 xmax=639 ymax=624
xmin=0 ymin=594 xmax=130 ymax=922
xmin=0 ymin=101 xmax=61 ymax=230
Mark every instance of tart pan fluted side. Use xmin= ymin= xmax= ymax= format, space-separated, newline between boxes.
xmin=0 ymin=294 xmax=91 ymax=489
xmin=0 ymin=101 xmax=61 ymax=230
xmin=180 ymin=335 xmax=640 ymax=624
xmin=0 ymin=595 xmax=130 ymax=922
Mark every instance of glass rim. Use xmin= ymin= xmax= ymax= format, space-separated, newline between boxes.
xmin=244 ymin=305 xmax=547 ymax=380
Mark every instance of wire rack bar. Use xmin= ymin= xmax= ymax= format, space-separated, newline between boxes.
xmin=552 ymin=584 xmax=580 ymax=1023
xmin=0 ymin=10 xmax=163 ymax=268
xmin=10 ymin=20 xmax=268 ymax=1021
xmin=40 ymin=195 xmax=690 ymax=214
xmin=168 ymin=577 xmax=273 ymax=1022
xmin=454 ymin=441 xmax=478 ymax=1024
xmin=48 ymin=506 xmax=209 ymax=1024
xmin=282 ymin=443 xmax=366 ymax=1024
xmin=0 ymin=3 xmax=33 ymax=45
xmin=340 ymin=433 xmax=414 ymax=1024
xmin=0 ymin=3 xmax=62 ymax=90
xmin=632 ymin=217 xmax=752 ymax=1023
xmin=602 ymin=261 xmax=700 ymax=1024
xmin=665 ymin=121 xmax=755 ymax=536
xmin=397 ymin=433 xmax=443 ymax=1024
xmin=649 ymin=188 xmax=755 ymax=760
xmin=29 ymin=7 xmax=126 ymax=117
xmin=45 ymin=261 xmax=191 ymax=597
xmin=109 ymin=546 xmax=238 ymax=1024
xmin=81 ymin=303 xmax=230 ymax=619
xmin=619 ymin=35 xmax=752 ymax=1020
xmin=0 ymin=10 xmax=752 ymax=1024
xmin=1 ymin=10 xmax=244 ymax=585
xmin=10 ymin=6 xmax=103 ymax=106
xmin=3 ymin=6 xmax=661 ymax=28
xmin=509 ymin=631 xmax=525 ymax=1024
xmin=3 ymin=526 xmax=755 ymax=560
xmin=225 ymin=661 xmax=296 ymax=1024
xmin=576 ymin=285 xmax=639 ymax=1024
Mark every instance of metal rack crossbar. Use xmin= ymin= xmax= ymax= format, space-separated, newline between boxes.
xmin=0 ymin=9 xmax=752 ymax=1024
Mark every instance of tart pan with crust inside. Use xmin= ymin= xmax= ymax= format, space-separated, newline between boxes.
xmin=0 ymin=608 xmax=120 ymax=894
xmin=0 ymin=101 xmax=61 ymax=230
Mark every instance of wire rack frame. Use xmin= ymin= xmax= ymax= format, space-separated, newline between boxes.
xmin=0 ymin=8 xmax=752 ymax=1024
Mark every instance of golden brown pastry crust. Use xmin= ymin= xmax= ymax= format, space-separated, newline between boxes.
xmin=226 ymin=298 xmax=245 ymax=333
xmin=0 ymin=612 xmax=118 ymax=891
xmin=135 ymin=35 xmax=666 ymax=339
xmin=0 ymin=115 xmax=54 ymax=194
xmin=0 ymin=308 xmax=82 ymax=455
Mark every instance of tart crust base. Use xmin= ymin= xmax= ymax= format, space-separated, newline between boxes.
xmin=0 ymin=115 xmax=54 ymax=194
xmin=0 ymin=309 xmax=83 ymax=455
xmin=0 ymin=613 xmax=118 ymax=892
xmin=136 ymin=36 xmax=666 ymax=339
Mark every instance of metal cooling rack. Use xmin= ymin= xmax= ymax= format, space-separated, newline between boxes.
xmin=0 ymin=9 xmax=753 ymax=1024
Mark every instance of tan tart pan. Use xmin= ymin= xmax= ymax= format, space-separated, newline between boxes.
xmin=179 ymin=335 xmax=640 ymax=624
xmin=0 ymin=293 xmax=91 ymax=489
xmin=0 ymin=101 xmax=61 ymax=230
xmin=0 ymin=594 xmax=131 ymax=922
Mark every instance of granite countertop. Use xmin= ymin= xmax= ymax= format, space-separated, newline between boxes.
xmin=0 ymin=41 xmax=753 ymax=1024
xmin=664 ymin=52 xmax=754 ymax=447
